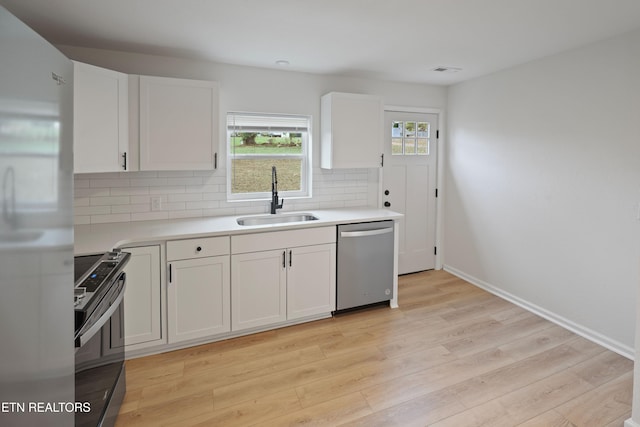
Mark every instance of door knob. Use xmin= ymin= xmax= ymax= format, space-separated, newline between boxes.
xmin=384 ymin=190 xmax=390 ymax=195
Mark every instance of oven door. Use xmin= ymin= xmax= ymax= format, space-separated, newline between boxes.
xmin=75 ymin=273 xmax=126 ymax=427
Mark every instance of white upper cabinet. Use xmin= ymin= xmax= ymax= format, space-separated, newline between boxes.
xmin=139 ymin=76 xmax=219 ymax=171
xmin=320 ymin=92 xmax=384 ymax=169
xmin=73 ymin=61 xmax=130 ymax=173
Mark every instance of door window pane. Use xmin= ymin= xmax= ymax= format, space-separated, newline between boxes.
xmin=392 ymin=121 xmax=403 ymax=138
xmin=417 ymin=138 xmax=429 ymax=155
xmin=417 ymin=122 xmax=429 ymax=138
xmin=404 ymin=138 xmax=416 ymax=155
xmin=404 ymin=122 xmax=416 ymax=138
xmin=391 ymin=138 xmax=403 ymax=155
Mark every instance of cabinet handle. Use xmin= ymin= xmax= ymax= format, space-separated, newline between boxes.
xmin=289 ymin=250 xmax=292 ymax=267
xmin=196 ymin=246 xmax=202 ymax=252
xmin=122 ymin=152 xmax=127 ymax=170
xmin=380 ymin=153 xmax=384 ymax=167
xmin=282 ymin=251 xmax=286 ymax=268
xmin=169 ymin=263 xmax=172 ymax=283
xmin=214 ymin=152 xmax=218 ymax=169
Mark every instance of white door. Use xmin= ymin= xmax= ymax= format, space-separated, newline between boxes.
xmin=287 ymin=244 xmax=336 ymax=320
xmin=168 ymin=255 xmax=230 ymax=343
xmin=382 ymin=110 xmax=438 ymax=274
xmin=121 ymin=246 xmax=162 ymax=347
xmin=231 ymin=249 xmax=287 ymax=331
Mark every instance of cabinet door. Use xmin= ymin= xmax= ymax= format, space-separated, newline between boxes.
xmin=287 ymin=244 xmax=336 ymax=320
xmin=168 ymin=255 xmax=230 ymax=343
xmin=320 ymin=92 xmax=383 ymax=169
xmin=231 ymin=250 xmax=287 ymax=331
xmin=139 ymin=76 xmax=218 ymax=171
xmin=73 ymin=61 xmax=128 ymax=173
xmin=115 ymin=246 xmax=162 ymax=348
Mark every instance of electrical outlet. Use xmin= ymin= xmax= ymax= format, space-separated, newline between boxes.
xmin=151 ymin=197 xmax=162 ymax=211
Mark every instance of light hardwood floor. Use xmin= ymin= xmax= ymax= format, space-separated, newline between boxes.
xmin=115 ymin=270 xmax=633 ymax=426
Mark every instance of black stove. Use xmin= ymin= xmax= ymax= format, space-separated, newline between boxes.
xmin=74 ymin=250 xmax=130 ymax=340
xmin=74 ymin=249 xmax=130 ymax=427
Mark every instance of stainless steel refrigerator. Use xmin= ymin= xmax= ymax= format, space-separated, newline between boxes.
xmin=0 ymin=5 xmax=74 ymax=427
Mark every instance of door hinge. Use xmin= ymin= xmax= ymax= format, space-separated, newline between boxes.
xmin=436 ymin=130 xmax=439 ymax=139
xmin=434 ymin=247 xmax=437 ymax=255
xmin=380 ymin=153 xmax=384 ymax=167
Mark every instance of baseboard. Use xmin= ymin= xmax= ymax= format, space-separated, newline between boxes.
xmin=624 ymin=418 xmax=640 ymax=427
xmin=443 ymin=265 xmax=634 ymax=360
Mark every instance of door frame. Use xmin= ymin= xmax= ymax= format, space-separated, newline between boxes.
xmin=381 ymin=105 xmax=445 ymax=270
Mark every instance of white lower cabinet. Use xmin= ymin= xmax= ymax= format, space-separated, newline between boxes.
xmin=287 ymin=244 xmax=336 ymax=320
xmin=119 ymin=246 xmax=163 ymax=349
xmin=167 ymin=256 xmax=230 ymax=343
xmin=167 ymin=236 xmax=231 ymax=344
xmin=231 ymin=249 xmax=287 ymax=331
xmin=231 ymin=227 xmax=337 ymax=332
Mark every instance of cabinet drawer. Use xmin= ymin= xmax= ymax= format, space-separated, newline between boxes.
xmin=231 ymin=226 xmax=336 ymax=254
xmin=167 ymin=236 xmax=230 ymax=261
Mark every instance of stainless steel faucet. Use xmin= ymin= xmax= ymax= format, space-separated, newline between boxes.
xmin=270 ymin=166 xmax=283 ymax=214
xmin=2 ymin=166 xmax=17 ymax=229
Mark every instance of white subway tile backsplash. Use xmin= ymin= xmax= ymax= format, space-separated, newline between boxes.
xmin=74 ymin=216 xmax=90 ymax=225
xmin=131 ymin=212 xmax=169 ymax=221
xmin=110 ymin=187 xmax=150 ymax=196
xmin=75 ymin=188 xmax=110 ymax=197
xmin=90 ymin=178 xmax=131 ymax=188
xmin=129 ymin=195 xmax=152 ymax=204
xmin=90 ymin=196 xmax=130 ymax=206
xmin=168 ymin=193 xmax=202 ymax=203
xmin=75 ymin=205 xmax=111 ymax=215
xmin=91 ymin=213 xmax=132 ymax=224
xmin=166 ymin=177 xmax=203 ymax=186
xmin=129 ymin=177 xmax=169 ymax=187
xmin=169 ymin=210 xmax=203 ymax=219
xmin=149 ymin=186 xmax=186 ymax=195
xmin=111 ymin=204 xmax=150 ymax=214
xmin=74 ymin=167 xmax=373 ymax=224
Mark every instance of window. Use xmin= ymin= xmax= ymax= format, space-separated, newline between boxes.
xmin=391 ymin=120 xmax=430 ymax=155
xmin=227 ymin=112 xmax=311 ymax=201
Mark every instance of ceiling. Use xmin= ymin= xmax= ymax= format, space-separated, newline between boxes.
xmin=2 ymin=0 xmax=640 ymax=85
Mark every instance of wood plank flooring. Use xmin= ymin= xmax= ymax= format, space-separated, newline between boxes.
xmin=115 ymin=270 xmax=633 ymax=426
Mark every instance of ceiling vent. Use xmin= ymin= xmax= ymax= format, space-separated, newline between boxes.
xmin=432 ymin=66 xmax=462 ymax=73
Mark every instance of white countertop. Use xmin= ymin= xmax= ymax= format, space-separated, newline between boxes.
xmin=74 ymin=208 xmax=403 ymax=255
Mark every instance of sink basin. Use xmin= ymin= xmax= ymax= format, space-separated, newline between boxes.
xmin=237 ymin=213 xmax=319 ymax=226
xmin=0 ymin=230 xmax=44 ymax=242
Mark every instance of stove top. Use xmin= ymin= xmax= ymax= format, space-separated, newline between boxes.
xmin=74 ymin=250 xmax=130 ymax=311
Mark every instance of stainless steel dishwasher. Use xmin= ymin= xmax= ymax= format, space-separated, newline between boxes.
xmin=336 ymin=220 xmax=394 ymax=311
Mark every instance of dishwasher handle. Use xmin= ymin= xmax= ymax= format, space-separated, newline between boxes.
xmin=340 ymin=227 xmax=393 ymax=238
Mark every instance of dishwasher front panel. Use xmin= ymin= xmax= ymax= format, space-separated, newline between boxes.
xmin=336 ymin=220 xmax=394 ymax=311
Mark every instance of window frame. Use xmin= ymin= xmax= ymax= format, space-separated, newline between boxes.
xmin=226 ymin=112 xmax=312 ymax=202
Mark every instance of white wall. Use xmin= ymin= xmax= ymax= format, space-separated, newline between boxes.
xmin=61 ymin=46 xmax=447 ymax=224
xmin=445 ymin=29 xmax=640 ymax=355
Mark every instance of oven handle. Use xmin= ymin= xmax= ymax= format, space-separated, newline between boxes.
xmin=77 ymin=281 xmax=126 ymax=348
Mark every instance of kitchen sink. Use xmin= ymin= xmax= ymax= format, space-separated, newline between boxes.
xmin=0 ymin=230 xmax=43 ymax=242
xmin=236 ymin=213 xmax=319 ymax=226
